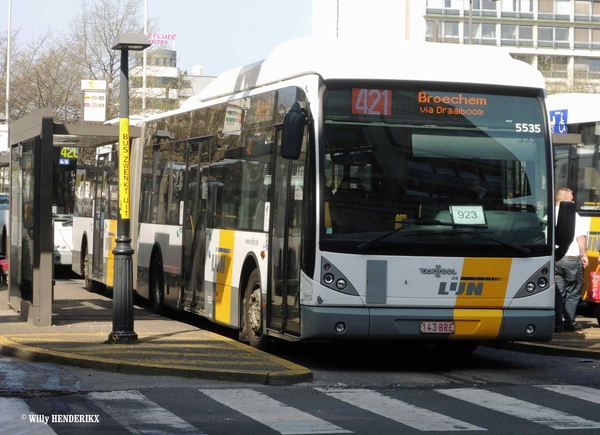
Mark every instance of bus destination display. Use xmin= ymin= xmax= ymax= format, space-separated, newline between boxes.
xmin=351 ymin=88 xmax=487 ymax=117
xmin=337 ymin=88 xmax=545 ymax=131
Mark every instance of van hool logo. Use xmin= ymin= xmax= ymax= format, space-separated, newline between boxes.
xmin=420 ymin=265 xmax=458 ymax=278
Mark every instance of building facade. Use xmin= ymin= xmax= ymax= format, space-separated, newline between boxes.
xmin=313 ymin=0 xmax=600 ymax=93
xmin=425 ymin=0 xmax=600 ymax=93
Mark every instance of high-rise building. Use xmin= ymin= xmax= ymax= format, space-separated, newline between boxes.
xmin=313 ymin=0 xmax=600 ymax=93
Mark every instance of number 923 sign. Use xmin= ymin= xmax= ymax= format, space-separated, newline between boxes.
xmin=449 ymin=205 xmax=486 ymax=226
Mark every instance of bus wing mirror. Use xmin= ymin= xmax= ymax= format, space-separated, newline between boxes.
xmin=555 ymin=200 xmax=576 ymax=261
xmin=281 ymin=102 xmax=308 ymax=160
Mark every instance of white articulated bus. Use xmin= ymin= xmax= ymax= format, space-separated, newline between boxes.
xmin=72 ymin=37 xmax=572 ymax=351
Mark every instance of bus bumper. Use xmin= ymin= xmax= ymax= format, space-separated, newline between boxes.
xmin=54 ymin=250 xmax=73 ymax=267
xmin=300 ymin=307 xmax=554 ymax=342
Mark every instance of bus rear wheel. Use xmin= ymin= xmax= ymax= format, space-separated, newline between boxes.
xmin=83 ymin=250 xmax=94 ymax=292
xmin=150 ymin=255 xmax=164 ymax=314
xmin=244 ymin=269 xmax=269 ymax=350
xmin=83 ymin=249 xmax=105 ymax=293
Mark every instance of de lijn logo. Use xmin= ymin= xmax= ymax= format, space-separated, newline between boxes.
xmin=438 ymin=280 xmax=482 ymax=296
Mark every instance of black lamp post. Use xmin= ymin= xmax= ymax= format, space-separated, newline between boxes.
xmin=107 ymin=33 xmax=150 ymax=344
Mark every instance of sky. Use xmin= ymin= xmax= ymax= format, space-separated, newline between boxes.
xmin=1 ymin=0 xmax=314 ymax=77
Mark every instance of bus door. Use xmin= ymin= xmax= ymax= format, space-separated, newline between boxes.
xmin=268 ymin=127 xmax=304 ymax=336
xmin=91 ymin=154 xmax=110 ymax=280
xmin=182 ymin=136 xmax=211 ymax=312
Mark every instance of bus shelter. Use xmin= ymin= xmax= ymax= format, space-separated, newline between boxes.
xmin=8 ymin=107 xmax=140 ymax=326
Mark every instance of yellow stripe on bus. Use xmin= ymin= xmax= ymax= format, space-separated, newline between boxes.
xmin=455 ymin=258 xmax=512 ymax=308
xmin=215 ymin=230 xmax=235 ymax=324
xmin=588 ymin=216 xmax=600 ymax=258
xmin=451 ymin=308 xmax=503 ymax=339
xmin=582 ymin=216 xmax=600 ymax=301
xmin=451 ymin=258 xmax=512 ymax=339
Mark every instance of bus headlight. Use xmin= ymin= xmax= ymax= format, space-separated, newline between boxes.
xmin=336 ymin=279 xmax=347 ymax=290
xmin=320 ymin=257 xmax=359 ymax=296
xmin=514 ymin=262 xmax=552 ymax=299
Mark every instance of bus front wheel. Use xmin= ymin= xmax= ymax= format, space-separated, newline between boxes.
xmin=244 ymin=269 xmax=269 ymax=350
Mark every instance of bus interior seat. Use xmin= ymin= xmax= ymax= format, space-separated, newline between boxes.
xmin=331 ymin=178 xmax=386 ymax=233
xmin=335 ymin=177 xmax=366 ymax=200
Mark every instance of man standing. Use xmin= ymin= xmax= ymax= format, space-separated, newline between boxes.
xmin=554 ymin=187 xmax=588 ymax=333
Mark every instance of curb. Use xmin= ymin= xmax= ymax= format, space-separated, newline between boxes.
xmin=0 ymin=336 xmax=313 ymax=385
xmin=493 ymin=340 xmax=600 ymax=360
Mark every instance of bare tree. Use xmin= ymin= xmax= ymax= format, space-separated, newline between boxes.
xmin=67 ymin=0 xmax=147 ymax=121
xmin=0 ymin=30 xmax=83 ymax=122
xmin=9 ymin=36 xmax=86 ymax=123
xmin=0 ymin=0 xmax=157 ymax=123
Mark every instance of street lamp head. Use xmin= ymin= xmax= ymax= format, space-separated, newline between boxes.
xmin=112 ymin=33 xmax=151 ymax=51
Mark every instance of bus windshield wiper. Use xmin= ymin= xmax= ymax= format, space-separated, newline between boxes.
xmin=356 ymin=219 xmax=486 ymax=251
xmin=357 ymin=220 xmax=414 ymax=250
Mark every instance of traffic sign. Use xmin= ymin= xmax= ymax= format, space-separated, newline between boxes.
xmin=550 ymin=109 xmax=568 ymax=134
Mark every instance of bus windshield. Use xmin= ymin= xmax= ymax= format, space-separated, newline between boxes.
xmin=321 ymin=85 xmax=549 ymax=255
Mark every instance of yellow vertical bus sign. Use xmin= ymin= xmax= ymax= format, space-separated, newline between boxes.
xmin=119 ymin=118 xmax=130 ymax=220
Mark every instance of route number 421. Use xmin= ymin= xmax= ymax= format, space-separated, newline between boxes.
xmin=352 ymin=88 xmax=392 ymax=116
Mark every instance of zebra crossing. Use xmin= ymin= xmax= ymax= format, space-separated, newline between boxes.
xmin=3 ymin=384 xmax=600 ymax=434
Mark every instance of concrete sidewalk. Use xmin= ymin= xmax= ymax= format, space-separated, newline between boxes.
xmin=0 ymin=278 xmax=312 ymax=385
xmin=497 ymin=315 xmax=600 ymax=359
xmin=1 ymin=277 xmax=600 ymax=386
